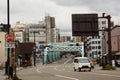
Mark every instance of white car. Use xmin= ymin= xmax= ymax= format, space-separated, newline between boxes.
xmin=73 ymin=57 xmax=91 ymax=72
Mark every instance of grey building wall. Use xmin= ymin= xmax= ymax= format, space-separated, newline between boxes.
xmin=0 ymin=32 xmax=7 ymax=63
xmin=27 ymin=22 xmax=46 ymax=45
xmin=45 ymin=15 xmax=56 ymax=44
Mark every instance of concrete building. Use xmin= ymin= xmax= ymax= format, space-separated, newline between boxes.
xmin=72 ymin=36 xmax=85 ymax=42
xmin=0 ymin=32 xmax=7 ymax=63
xmin=12 ymin=21 xmax=27 ymax=43
xmin=60 ymin=36 xmax=71 ymax=42
xmin=27 ymin=21 xmax=46 ymax=45
xmin=45 ymin=15 xmax=56 ymax=44
xmin=111 ymin=27 xmax=120 ymax=59
xmin=12 ymin=15 xmax=60 ymax=46
xmin=85 ymin=18 xmax=108 ymax=58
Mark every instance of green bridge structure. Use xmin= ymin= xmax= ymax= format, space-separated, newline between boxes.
xmin=42 ymin=42 xmax=84 ymax=64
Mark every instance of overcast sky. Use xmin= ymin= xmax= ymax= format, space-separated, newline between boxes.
xmin=0 ymin=0 xmax=120 ymax=36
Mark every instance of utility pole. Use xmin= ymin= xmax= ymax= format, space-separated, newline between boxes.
xmin=6 ymin=0 xmax=11 ymax=78
xmin=107 ymin=15 xmax=112 ymax=65
xmin=102 ymin=13 xmax=112 ymax=65
xmin=33 ymin=31 xmax=36 ymax=66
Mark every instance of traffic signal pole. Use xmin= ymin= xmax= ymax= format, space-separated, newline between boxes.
xmin=33 ymin=31 xmax=36 ymax=66
xmin=102 ymin=13 xmax=112 ymax=66
xmin=107 ymin=15 xmax=112 ymax=65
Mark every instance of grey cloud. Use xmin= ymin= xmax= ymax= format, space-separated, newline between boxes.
xmin=51 ymin=0 xmax=120 ymax=16
xmin=50 ymin=0 xmax=83 ymax=6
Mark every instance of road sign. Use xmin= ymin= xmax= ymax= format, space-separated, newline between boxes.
xmin=39 ymin=45 xmax=44 ymax=49
xmin=5 ymin=42 xmax=15 ymax=48
xmin=7 ymin=34 xmax=14 ymax=42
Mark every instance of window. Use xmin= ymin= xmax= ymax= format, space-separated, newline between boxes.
xmin=96 ymin=41 xmax=97 ymax=44
xmin=15 ymin=34 xmax=21 ymax=37
xmin=92 ymin=46 xmax=95 ymax=49
xmin=74 ymin=59 xmax=78 ymax=63
xmin=98 ymin=41 xmax=101 ymax=44
xmin=102 ymin=21 xmax=106 ymax=25
xmin=98 ymin=46 xmax=101 ymax=49
xmin=79 ymin=59 xmax=89 ymax=63
xmin=92 ymin=41 xmax=94 ymax=44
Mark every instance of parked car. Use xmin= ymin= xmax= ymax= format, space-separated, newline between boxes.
xmin=88 ymin=58 xmax=94 ymax=68
xmin=115 ymin=60 xmax=120 ymax=67
xmin=73 ymin=57 xmax=91 ymax=72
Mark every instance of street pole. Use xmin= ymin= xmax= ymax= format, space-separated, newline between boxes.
xmin=6 ymin=0 xmax=11 ymax=78
xmin=33 ymin=31 xmax=36 ymax=66
xmin=107 ymin=15 xmax=112 ymax=65
xmin=102 ymin=13 xmax=112 ymax=65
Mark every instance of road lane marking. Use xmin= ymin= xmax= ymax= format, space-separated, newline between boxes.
xmin=64 ymin=58 xmax=72 ymax=65
xmin=36 ymin=68 xmax=42 ymax=73
xmin=55 ymin=74 xmax=79 ymax=80
xmin=36 ymin=67 xmax=79 ymax=80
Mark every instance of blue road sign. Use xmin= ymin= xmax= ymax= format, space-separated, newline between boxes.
xmin=39 ymin=44 xmax=43 ymax=49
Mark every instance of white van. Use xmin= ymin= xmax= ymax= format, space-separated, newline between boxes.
xmin=73 ymin=57 xmax=91 ymax=72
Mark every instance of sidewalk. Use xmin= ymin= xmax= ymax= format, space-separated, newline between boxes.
xmin=0 ymin=69 xmax=7 ymax=80
xmin=94 ymin=64 xmax=120 ymax=71
xmin=0 ymin=67 xmax=23 ymax=80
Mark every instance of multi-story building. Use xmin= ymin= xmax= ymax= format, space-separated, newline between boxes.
xmin=60 ymin=36 xmax=71 ymax=42
xmin=111 ymin=26 xmax=120 ymax=59
xmin=12 ymin=21 xmax=27 ymax=43
xmin=27 ymin=21 xmax=46 ymax=45
xmin=72 ymin=36 xmax=85 ymax=42
xmin=12 ymin=15 xmax=60 ymax=46
xmin=85 ymin=18 xmax=108 ymax=58
xmin=45 ymin=15 xmax=56 ymax=44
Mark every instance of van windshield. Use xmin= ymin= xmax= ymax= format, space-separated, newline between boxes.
xmin=79 ymin=59 xmax=89 ymax=63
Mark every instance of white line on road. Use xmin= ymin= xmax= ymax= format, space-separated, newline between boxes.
xmin=55 ymin=74 xmax=79 ymax=80
xmin=36 ymin=68 xmax=42 ymax=73
xmin=64 ymin=58 xmax=72 ymax=65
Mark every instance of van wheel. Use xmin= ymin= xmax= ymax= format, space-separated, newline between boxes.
xmin=79 ymin=68 xmax=81 ymax=72
xmin=74 ymin=67 xmax=76 ymax=71
xmin=89 ymin=68 xmax=91 ymax=72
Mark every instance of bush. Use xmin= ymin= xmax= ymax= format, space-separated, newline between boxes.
xmin=103 ymin=64 xmax=116 ymax=70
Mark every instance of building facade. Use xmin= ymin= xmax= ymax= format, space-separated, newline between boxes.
xmin=12 ymin=15 xmax=60 ymax=46
xmin=0 ymin=32 xmax=7 ymax=63
xmin=85 ymin=18 xmax=108 ymax=58
xmin=111 ymin=27 xmax=120 ymax=59
xmin=60 ymin=36 xmax=71 ymax=42
xmin=27 ymin=21 xmax=46 ymax=45
xmin=12 ymin=21 xmax=27 ymax=43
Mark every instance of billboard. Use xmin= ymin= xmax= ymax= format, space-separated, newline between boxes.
xmin=72 ymin=14 xmax=98 ymax=36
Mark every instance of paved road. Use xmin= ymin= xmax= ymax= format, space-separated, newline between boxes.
xmin=16 ymin=58 xmax=120 ymax=80
xmin=0 ymin=70 xmax=6 ymax=80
